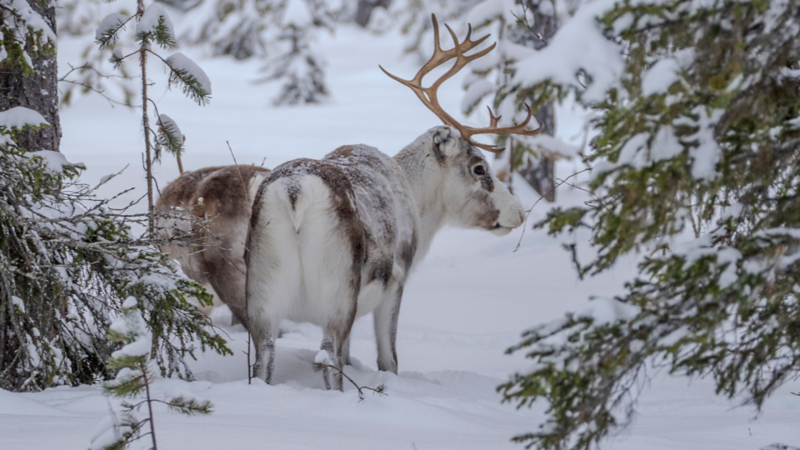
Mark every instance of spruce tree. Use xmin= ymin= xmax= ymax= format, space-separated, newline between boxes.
xmin=499 ymin=0 xmax=800 ymax=448
xmin=90 ymin=297 xmax=213 ymax=450
xmin=462 ymin=0 xmax=567 ymax=200
xmin=0 ymin=0 xmax=60 ymax=152
xmin=96 ymin=0 xmax=212 ymax=211
xmin=57 ymin=0 xmax=136 ymax=108
xmin=181 ymin=0 xmax=335 ymax=105
xmin=0 ymin=0 xmax=229 ymax=392
xmin=257 ymin=0 xmax=330 ymax=105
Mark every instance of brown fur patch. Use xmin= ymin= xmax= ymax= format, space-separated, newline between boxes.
xmin=399 ymin=231 xmax=417 ymax=273
xmin=368 ymin=259 xmax=393 ymax=288
xmin=475 ymin=197 xmax=501 ymax=229
xmin=464 ymin=152 xmax=494 ymax=193
xmin=157 ymin=165 xmax=270 ymax=326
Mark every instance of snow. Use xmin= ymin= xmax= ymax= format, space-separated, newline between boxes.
xmin=4 ymin=0 xmax=56 ymax=43
xmin=169 ymin=387 xmax=206 ymax=405
xmin=95 ymin=13 xmax=127 ymax=41
xmin=641 ymin=58 xmax=681 ymax=97
xmin=283 ymin=0 xmax=312 ymax=26
xmin=166 ymin=52 xmax=213 ymax=96
xmin=26 ymin=150 xmax=85 ymax=173
xmin=461 ymin=79 xmax=496 ymax=112
xmin=0 ymin=106 xmax=49 ymax=129
xmin=135 ymin=3 xmax=174 ymax=41
xmin=651 ymin=125 xmax=683 ymax=162
xmin=7 ymin=15 xmax=795 ymax=450
xmin=122 ymin=296 xmax=138 ymax=309
xmin=158 ymin=113 xmax=183 ymax=142
xmin=88 ymin=415 xmax=122 ymax=450
xmin=466 ymin=0 xmax=528 ymax=27
xmin=578 ymin=297 xmax=640 ymax=327
xmin=11 ymin=295 xmax=25 ymax=313
xmin=513 ymin=0 xmax=624 ymax=103
xmin=314 ymin=350 xmax=330 ymax=365
xmin=674 ymin=106 xmax=725 ymax=180
xmin=109 ymin=300 xmax=152 ymax=359
xmin=524 ymin=134 xmax=581 ymax=159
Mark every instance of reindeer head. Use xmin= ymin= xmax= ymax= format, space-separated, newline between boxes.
xmin=425 ymin=126 xmax=524 ymax=234
xmin=383 ymin=14 xmax=538 ymax=235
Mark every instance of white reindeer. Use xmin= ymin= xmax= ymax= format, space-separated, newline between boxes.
xmin=245 ymin=15 xmax=539 ymax=391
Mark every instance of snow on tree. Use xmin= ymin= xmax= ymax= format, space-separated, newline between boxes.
xmin=180 ymin=0 xmax=276 ymax=60
xmin=391 ymin=0 xmax=482 ymax=61
xmin=97 ymin=0 xmax=212 ymax=210
xmin=354 ymin=0 xmax=391 ymax=27
xmin=461 ymin=0 xmax=589 ymax=200
xmin=0 ymin=0 xmax=60 ymax=152
xmin=499 ymin=0 xmax=800 ymax=448
xmin=257 ymin=0 xmax=331 ymax=105
xmin=0 ymin=0 xmax=230 ymax=393
xmin=90 ymin=298 xmax=213 ymax=450
xmin=179 ymin=0 xmax=338 ymax=105
xmin=0 ymin=107 xmax=230 ymax=391
xmin=57 ymin=0 xmax=136 ymax=108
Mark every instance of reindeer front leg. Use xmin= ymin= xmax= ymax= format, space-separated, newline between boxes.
xmin=373 ymin=286 xmax=403 ymax=374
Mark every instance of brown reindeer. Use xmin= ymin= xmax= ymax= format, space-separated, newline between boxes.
xmin=156 ymin=165 xmax=270 ymax=326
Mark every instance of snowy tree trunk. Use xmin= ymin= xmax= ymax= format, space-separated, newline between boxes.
xmin=515 ymin=0 xmax=557 ymax=201
xmin=355 ymin=0 xmax=391 ymax=27
xmin=0 ymin=0 xmax=61 ymax=152
xmin=518 ymin=105 xmax=555 ymax=201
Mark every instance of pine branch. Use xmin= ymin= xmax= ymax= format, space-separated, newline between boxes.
xmin=96 ymin=14 xmax=136 ymax=50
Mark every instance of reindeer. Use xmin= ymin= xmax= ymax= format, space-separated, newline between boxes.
xmin=245 ymin=14 xmax=539 ymax=391
xmin=156 ymin=165 xmax=270 ymax=326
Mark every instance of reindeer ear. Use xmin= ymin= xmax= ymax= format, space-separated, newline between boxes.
xmin=432 ymin=126 xmax=462 ymax=159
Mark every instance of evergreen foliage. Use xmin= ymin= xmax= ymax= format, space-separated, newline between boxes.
xmin=180 ymin=0 xmax=276 ymax=60
xmin=0 ymin=0 xmax=62 ymax=151
xmin=462 ymin=0 xmax=573 ymax=199
xmin=258 ymin=18 xmax=329 ymax=105
xmin=90 ymin=298 xmax=213 ymax=450
xmin=57 ymin=0 xmax=136 ymax=108
xmin=256 ymin=0 xmax=333 ymax=105
xmin=500 ymin=1 xmax=800 ymax=449
xmin=0 ymin=0 xmax=229 ymax=392
xmin=182 ymin=0 xmax=335 ymax=105
xmin=97 ymin=0 xmax=212 ymax=208
xmin=0 ymin=111 xmax=229 ymax=391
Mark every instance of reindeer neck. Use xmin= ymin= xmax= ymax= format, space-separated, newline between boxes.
xmin=393 ymin=143 xmax=448 ymax=264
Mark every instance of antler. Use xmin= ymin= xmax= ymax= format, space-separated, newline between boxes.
xmin=380 ymin=14 xmax=541 ymax=153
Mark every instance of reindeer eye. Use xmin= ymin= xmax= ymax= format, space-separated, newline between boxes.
xmin=473 ymin=165 xmax=486 ymax=176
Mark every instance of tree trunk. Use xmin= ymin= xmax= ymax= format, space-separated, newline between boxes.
xmin=514 ymin=0 xmax=558 ymax=201
xmin=518 ymin=104 xmax=555 ymax=201
xmin=355 ymin=0 xmax=391 ymax=27
xmin=0 ymin=0 xmax=60 ymax=152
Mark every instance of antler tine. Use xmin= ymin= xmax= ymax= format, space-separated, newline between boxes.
xmin=487 ymin=106 xmax=501 ymax=128
xmin=444 ymin=22 xmax=493 ymax=61
xmin=473 ymin=142 xmax=506 ymax=153
xmin=382 ymin=14 xmax=540 ymax=153
xmin=461 ymin=105 xmax=543 ymax=153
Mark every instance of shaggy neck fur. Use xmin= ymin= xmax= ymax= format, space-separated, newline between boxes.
xmin=393 ymin=136 xmax=449 ymax=268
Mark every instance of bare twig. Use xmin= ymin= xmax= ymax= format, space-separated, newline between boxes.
xmin=513 ymin=168 xmax=591 ymax=252
xmin=316 ymin=363 xmax=387 ymax=401
xmin=226 ymin=141 xmax=249 ymax=199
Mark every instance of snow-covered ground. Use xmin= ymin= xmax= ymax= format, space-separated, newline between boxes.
xmin=2 ymin=21 xmax=798 ymax=450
